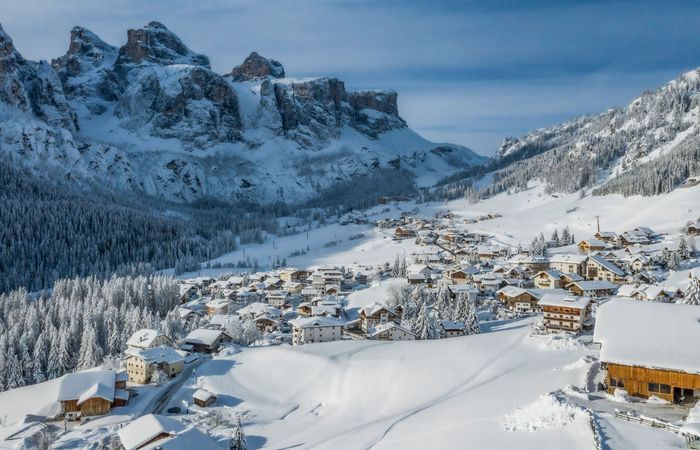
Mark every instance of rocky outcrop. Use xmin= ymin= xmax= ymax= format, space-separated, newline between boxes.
xmin=0 ymin=24 xmax=76 ymax=130
xmin=229 ymin=51 xmax=284 ymax=81
xmin=115 ymin=65 xmax=242 ymax=146
xmin=51 ymin=27 xmax=121 ymax=114
xmin=272 ymin=77 xmax=351 ymax=147
xmin=116 ymin=21 xmax=210 ymax=68
xmin=349 ymin=90 xmax=406 ymax=137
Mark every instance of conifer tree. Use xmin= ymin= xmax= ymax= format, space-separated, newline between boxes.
xmin=230 ymin=414 xmax=247 ymax=450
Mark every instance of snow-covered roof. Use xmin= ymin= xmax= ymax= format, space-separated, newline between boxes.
xmin=440 ymin=320 xmax=465 ymax=331
xmin=289 ymin=316 xmax=344 ymax=329
xmin=537 ymin=293 xmax=591 ymax=309
xmin=361 ymin=302 xmax=398 ymax=317
xmin=192 ymin=389 xmax=216 ymax=402
xmin=568 ymin=280 xmax=618 ymax=291
xmin=118 ymin=414 xmax=185 ymax=450
xmin=587 ymin=255 xmax=625 ymax=276
xmin=370 ymin=322 xmax=415 ymax=337
xmin=549 ymin=254 xmax=587 ymax=264
xmin=580 ymin=238 xmax=607 ymax=247
xmin=57 ymin=370 xmax=115 ymax=403
xmin=127 ymin=346 xmax=184 ymax=365
xmin=594 ymin=299 xmax=700 ymax=374
xmin=140 ymin=426 xmax=223 ymax=450
xmin=184 ymin=329 xmax=223 ymax=346
xmin=126 ymin=329 xmax=167 ymax=349
xmin=77 ymin=382 xmax=114 ymax=406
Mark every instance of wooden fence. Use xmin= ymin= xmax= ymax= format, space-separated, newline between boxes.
xmin=614 ymin=411 xmax=700 ymax=448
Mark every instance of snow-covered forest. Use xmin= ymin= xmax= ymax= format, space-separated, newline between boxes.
xmin=0 ymin=274 xmax=182 ymax=392
xmin=0 ymin=159 xmax=295 ymax=292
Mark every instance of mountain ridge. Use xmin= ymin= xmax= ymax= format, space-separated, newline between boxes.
xmin=0 ymin=21 xmax=486 ymax=204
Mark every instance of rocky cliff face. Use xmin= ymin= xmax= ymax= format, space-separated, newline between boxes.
xmin=0 ymin=24 xmax=76 ymax=131
xmin=230 ymin=51 xmax=284 ymax=81
xmin=0 ymin=21 xmax=485 ymax=203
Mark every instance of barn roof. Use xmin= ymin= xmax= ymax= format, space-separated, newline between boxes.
xmin=57 ymin=370 xmax=116 ymax=403
xmin=594 ymin=299 xmax=700 ymax=374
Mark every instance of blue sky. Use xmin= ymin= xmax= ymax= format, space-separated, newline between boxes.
xmin=3 ymin=0 xmax=700 ymax=155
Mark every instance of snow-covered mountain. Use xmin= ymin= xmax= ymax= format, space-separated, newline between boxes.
xmin=0 ymin=21 xmax=485 ymax=203
xmin=484 ymin=69 xmax=700 ymax=196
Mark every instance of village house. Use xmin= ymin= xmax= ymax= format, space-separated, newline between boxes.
xmin=406 ymin=264 xmax=433 ymax=285
xmin=441 ymin=320 xmax=466 ymax=337
xmin=193 ymin=389 xmax=217 ymax=407
xmin=118 ymin=414 xmax=222 ymax=450
xmin=538 ymin=293 xmax=593 ymax=335
xmin=496 ymin=286 xmax=547 ymax=313
xmin=279 ymin=268 xmax=311 ymax=284
xmin=506 ymin=254 xmax=550 ymax=272
xmin=445 ymin=268 xmax=473 ymax=285
xmin=594 ymin=299 xmax=700 ymax=403
xmin=58 ymin=370 xmax=129 ymax=420
xmin=311 ymin=268 xmax=344 ymax=288
xmin=369 ymin=322 xmax=416 ymax=341
xmin=585 ymin=255 xmax=627 ymax=284
xmin=179 ymin=283 xmax=198 ymax=303
xmin=126 ymin=329 xmax=173 ymax=351
xmin=532 ymin=270 xmax=565 ymax=289
xmin=578 ymin=238 xmax=608 ymax=253
xmin=618 ymin=230 xmax=651 ymax=247
xmin=182 ymin=328 xmax=231 ymax=353
xmin=254 ymin=313 xmax=280 ymax=333
xmin=687 ymin=221 xmax=700 ymax=236
xmin=594 ymin=231 xmax=618 ymax=243
xmin=549 ymin=254 xmax=588 ymax=275
xmin=394 ymin=226 xmax=417 ymax=239
xmin=125 ymin=346 xmax=184 ymax=384
xmin=205 ymin=298 xmax=232 ymax=315
xmin=360 ymin=303 xmax=401 ymax=332
xmin=289 ymin=316 xmax=345 ymax=345
xmin=566 ymin=280 xmax=618 ymax=298
xmin=617 ymin=284 xmax=670 ymax=302
xmin=265 ymin=290 xmax=290 ymax=308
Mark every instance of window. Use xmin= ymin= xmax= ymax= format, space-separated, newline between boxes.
xmin=610 ymin=378 xmax=624 ymax=388
xmin=649 ymin=383 xmax=671 ymax=394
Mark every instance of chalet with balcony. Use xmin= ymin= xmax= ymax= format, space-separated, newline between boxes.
xmin=537 ymin=293 xmax=593 ymax=334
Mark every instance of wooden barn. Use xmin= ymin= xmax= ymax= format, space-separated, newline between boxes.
xmin=193 ymin=389 xmax=217 ymax=407
xmin=57 ymin=370 xmax=128 ymax=420
xmin=594 ymin=299 xmax=700 ymax=403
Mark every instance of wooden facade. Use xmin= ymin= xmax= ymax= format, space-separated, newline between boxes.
xmin=541 ymin=303 xmax=591 ymax=334
xmin=62 ymin=397 xmax=112 ymax=417
xmin=605 ymin=363 xmax=700 ymax=403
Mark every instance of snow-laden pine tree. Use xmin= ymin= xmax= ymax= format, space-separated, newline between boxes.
xmin=413 ymin=299 xmax=438 ymax=340
xmin=681 ymin=275 xmax=700 ymax=306
xmin=434 ymin=283 xmax=452 ymax=319
xmin=231 ymin=415 xmax=247 ymax=450
xmin=677 ymin=235 xmax=690 ymax=260
xmin=464 ymin=302 xmax=481 ymax=335
xmin=77 ymin=322 xmax=103 ymax=370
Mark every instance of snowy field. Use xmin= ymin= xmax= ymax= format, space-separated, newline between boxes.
xmin=165 ymin=318 xmax=597 ymax=450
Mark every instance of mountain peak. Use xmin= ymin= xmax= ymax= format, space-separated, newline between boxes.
xmin=229 ymin=51 xmax=285 ymax=81
xmin=116 ymin=21 xmax=210 ymax=68
xmin=52 ymin=26 xmax=117 ymax=78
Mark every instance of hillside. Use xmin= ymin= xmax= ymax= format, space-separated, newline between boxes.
xmin=0 ymin=22 xmax=485 ymax=204
xmin=432 ymin=68 xmax=700 ymax=200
